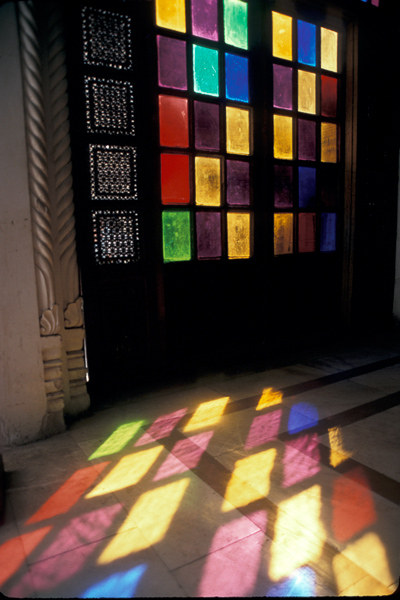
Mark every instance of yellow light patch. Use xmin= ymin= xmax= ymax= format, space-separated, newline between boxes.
xmin=321 ymin=123 xmax=337 ymax=163
xmin=226 ymin=107 xmax=250 ymax=155
xmin=272 ymin=12 xmax=292 ymax=61
xmin=274 ymin=213 xmax=293 ymax=255
xmin=98 ymin=479 xmax=190 ymax=563
xmin=321 ymin=27 xmax=338 ymax=73
xmin=298 ymin=70 xmax=316 ymax=114
xmin=274 ymin=115 xmax=293 ymax=160
xmin=183 ymin=397 xmax=229 ymax=432
xmin=85 ymin=446 xmax=163 ymax=497
xmin=328 ymin=426 xmax=353 ymax=467
xmin=256 ymin=388 xmax=283 ymax=410
xmin=269 ymin=485 xmax=325 ymax=580
xmin=195 ymin=157 xmax=221 ymax=206
xmin=222 ymin=448 xmax=276 ymax=511
xmin=156 ymin=0 xmax=186 ymax=33
xmin=227 ymin=212 xmax=251 ymax=259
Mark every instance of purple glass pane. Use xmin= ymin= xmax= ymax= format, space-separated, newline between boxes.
xmin=226 ymin=160 xmax=250 ymax=205
xmin=273 ymin=65 xmax=292 ymax=110
xmin=157 ymin=36 xmax=187 ymax=90
xmin=196 ymin=212 xmax=221 ymax=258
xmin=298 ymin=119 xmax=316 ymax=161
xmin=274 ymin=165 xmax=293 ymax=208
xmin=191 ymin=0 xmax=218 ymax=41
xmin=194 ymin=101 xmax=220 ymax=150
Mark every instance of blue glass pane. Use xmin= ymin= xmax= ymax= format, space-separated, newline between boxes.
xmin=298 ymin=167 xmax=316 ymax=208
xmin=320 ymin=213 xmax=336 ymax=252
xmin=225 ymin=53 xmax=249 ymax=103
xmin=298 ymin=21 xmax=316 ymax=66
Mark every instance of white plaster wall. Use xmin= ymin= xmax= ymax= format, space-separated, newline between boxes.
xmin=0 ymin=3 xmax=48 ymax=445
xmin=393 ymin=151 xmax=400 ymax=321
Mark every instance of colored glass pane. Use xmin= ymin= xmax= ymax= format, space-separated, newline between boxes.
xmin=298 ymin=21 xmax=316 ymax=66
xmin=273 ymin=65 xmax=292 ymax=110
xmin=225 ymin=53 xmax=249 ymax=103
xmin=162 ymin=211 xmax=192 ymax=262
xmin=195 ymin=156 xmax=221 ymax=206
xmin=159 ymin=95 xmax=189 ymax=148
xmin=298 ymin=213 xmax=316 ymax=253
xmin=156 ymin=0 xmax=186 ymax=33
xmin=320 ymin=165 xmax=338 ymax=208
xmin=371 ymin=0 xmax=379 ymax=5
xmin=321 ymin=123 xmax=337 ymax=163
xmin=320 ymin=213 xmax=336 ymax=252
xmin=196 ymin=212 xmax=222 ymax=258
xmin=298 ymin=71 xmax=316 ymax=115
xmin=298 ymin=167 xmax=316 ymax=208
xmin=193 ymin=45 xmax=219 ymax=96
xmin=224 ymin=0 xmax=248 ymax=50
xmin=226 ymin=106 xmax=250 ymax=155
xmin=272 ymin=12 xmax=292 ymax=61
xmin=274 ymin=115 xmax=293 ymax=160
xmin=161 ymin=154 xmax=190 ymax=204
xmin=298 ymin=119 xmax=316 ymax=161
xmin=157 ymin=36 xmax=187 ymax=90
xmin=274 ymin=166 xmax=293 ymax=208
xmin=194 ymin=101 xmax=220 ymax=150
xmin=191 ymin=0 xmax=218 ymax=41
xmin=321 ymin=28 xmax=338 ymax=73
xmin=321 ymin=75 xmax=337 ymax=118
xmin=274 ymin=213 xmax=293 ymax=255
xmin=226 ymin=160 xmax=250 ymax=205
xmin=227 ymin=212 xmax=251 ymax=258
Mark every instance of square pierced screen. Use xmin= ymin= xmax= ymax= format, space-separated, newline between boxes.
xmin=89 ymin=145 xmax=138 ymax=201
xmin=92 ymin=210 xmax=140 ymax=264
xmin=85 ymin=77 xmax=134 ymax=135
xmin=82 ymin=7 xmax=132 ymax=69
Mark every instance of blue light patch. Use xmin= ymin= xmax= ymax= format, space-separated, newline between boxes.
xmin=288 ymin=403 xmax=318 ymax=434
xmin=81 ymin=565 xmax=147 ymax=598
xmin=225 ymin=53 xmax=249 ymax=103
xmin=266 ymin=566 xmax=316 ymax=597
xmin=298 ymin=167 xmax=316 ymax=208
xmin=298 ymin=21 xmax=316 ymax=66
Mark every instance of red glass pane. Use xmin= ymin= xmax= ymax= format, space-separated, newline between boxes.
xmin=161 ymin=154 xmax=190 ymax=204
xmin=159 ymin=96 xmax=189 ymax=148
xmin=298 ymin=213 xmax=316 ymax=253
xmin=321 ymin=76 xmax=337 ymax=118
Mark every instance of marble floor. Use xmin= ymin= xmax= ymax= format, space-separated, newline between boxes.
xmin=1 ymin=335 xmax=399 ymax=597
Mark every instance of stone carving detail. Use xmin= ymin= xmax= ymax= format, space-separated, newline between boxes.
xmin=40 ymin=304 xmax=61 ymax=336
xmin=64 ymin=297 xmax=84 ymax=329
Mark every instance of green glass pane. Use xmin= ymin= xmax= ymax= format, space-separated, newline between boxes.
xmin=224 ymin=0 xmax=248 ymax=50
xmin=193 ymin=45 xmax=219 ymax=96
xmin=162 ymin=211 xmax=192 ymax=262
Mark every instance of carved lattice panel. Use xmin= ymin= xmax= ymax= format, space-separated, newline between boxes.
xmin=92 ymin=209 xmax=140 ymax=264
xmin=85 ymin=76 xmax=135 ymax=135
xmin=82 ymin=6 xmax=132 ymax=70
xmin=89 ymin=145 xmax=138 ymax=201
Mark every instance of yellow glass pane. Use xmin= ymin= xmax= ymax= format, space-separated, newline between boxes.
xmin=226 ymin=107 xmax=250 ymax=155
xmin=227 ymin=212 xmax=251 ymax=259
xmin=195 ymin=157 xmax=221 ymax=206
xmin=321 ymin=27 xmax=338 ymax=73
xmin=274 ymin=213 xmax=293 ymax=255
xmin=273 ymin=115 xmax=293 ymax=160
xmin=272 ymin=12 xmax=292 ymax=61
xmin=298 ymin=70 xmax=316 ymax=114
xmin=321 ymin=122 xmax=337 ymax=163
xmin=156 ymin=0 xmax=186 ymax=33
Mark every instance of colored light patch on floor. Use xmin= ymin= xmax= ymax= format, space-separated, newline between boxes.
xmin=153 ymin=431 xmax=214 ymax=481
xmin=27 ymin=462 xmax=109 ymax=524
xmin=266 ymin=566 xmax=316 ymax=597
xmin=183 ymin=397 xmax=229 ymax=432
xmin=222 ymin=448 xmax=276 ymax=512
xmin=86 ymin=447 xmax=163 ymax=498
xmin=328 ymin=426 xmax=353 ymax=467
xmin=198 ymin=514 xmax=266 ymax=596
xmin=244 ymin=409 xmax=282 ymax=449
xmin=256 ymin=387 xmax=283 ymax=410
xmin=0 ymin=527 xmax=51 ymax=587
xmin=81 ymin=564 xmax=147 ymax=598
xmin=331 ymin=466 xmax=376 ymax=542
xmin=98 ymin=478 xmax=190 ymax=563
xmin=89 ymin=421 xmax=145 ymax=459
xmin=135 ymin=409 xmax=187 ymax=446
xmin=269 ymin=485 xmax=325 ymax=581
xmin=287 ymin=403 xmax=318 ymax=434
xmin=283 ymin=433 xmax=320 ymax=487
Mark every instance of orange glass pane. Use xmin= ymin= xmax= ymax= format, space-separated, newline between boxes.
xmin=227 ymin=212 xmax=251 ymax=258
xmin=274 ymin=115 xmax=293 ymax=160
xmin=226 ymin=107 xmax=250 ymax=155
xmin=321 ymin=27 xmax=338 ymax=73
xmin=274 ymin=213 xmax=293 ymax=255
xmin=321 ymin=123 xmax=337 ymax=163
xmin=272 ymin=12 xmax=292 ymax=61
xmin=195 ymin=156 xmax=221 ymax=206
xmin=156 ymin=0 xmax=186 ymax=33
xmin=298 ymin=70 xmax=316 ymax=114
xmin=159 ymin=95 xmax=189 ymax=148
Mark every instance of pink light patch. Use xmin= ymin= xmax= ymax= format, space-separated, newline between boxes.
xmin=135 ymin=408 xmax=187 ymax=446
xmin=245 ymin=409 xmax=282 ymax=449
xmin=283 ymin=433 xmax=320 ymax=487
xmin=153 ymin=431 xmax=214 ymax=481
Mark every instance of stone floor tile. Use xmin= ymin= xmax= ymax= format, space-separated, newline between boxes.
xmin=350 ymin=364 xmax=400 ymax=394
